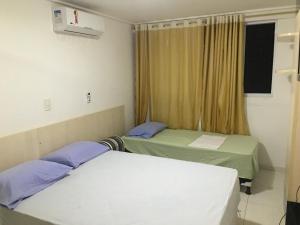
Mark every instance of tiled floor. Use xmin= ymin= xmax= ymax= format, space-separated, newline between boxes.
xmin=238 ymin=170 xmax=286 ymax=225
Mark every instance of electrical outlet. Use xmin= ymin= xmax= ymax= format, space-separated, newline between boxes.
xmin=43 ymin=99 xmax=52 ymax=111
xmin=87 ymin=92 xmax=92 ymax=104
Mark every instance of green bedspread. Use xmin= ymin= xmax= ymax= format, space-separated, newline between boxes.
xmin=122 ymin=129 xmax=259 ymax=180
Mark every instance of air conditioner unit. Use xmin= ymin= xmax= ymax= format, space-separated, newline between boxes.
xmin=52 ymin=7 xmax=105 ymax=39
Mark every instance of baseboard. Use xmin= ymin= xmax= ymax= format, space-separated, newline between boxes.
xmin=259 ymin=165 xmax=286 ymax=172
xmin=273 ymin=167 xmax=286 ymax=173
xmin=286 ymin=201 xmax=300 ymax=225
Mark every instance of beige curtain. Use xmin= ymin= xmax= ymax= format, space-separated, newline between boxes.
xmin=201 ymin=15 xmax=249 ymax=134
xmin=148 ymin=22 xmax=205 ymax=130
xmin=135 ymin=25 xmax=150 ymax=125
xmin=134 ymin=15 xmax=249 ymax=134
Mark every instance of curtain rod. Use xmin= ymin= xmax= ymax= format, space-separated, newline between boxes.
xmin=135 ymin=5 xmax=298 ymax=25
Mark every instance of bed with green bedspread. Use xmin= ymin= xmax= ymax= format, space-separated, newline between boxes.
xmin=122 ymin=129 xmax=259 ymax=180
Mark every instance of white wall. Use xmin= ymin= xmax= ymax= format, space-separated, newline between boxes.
xmin=0 ymin=0 xmax=134 ymax=137
xmin=246 ymin=17 xmax=296 ymax=170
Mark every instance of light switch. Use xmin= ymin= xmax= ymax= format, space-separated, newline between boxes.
xmin=43 ymin=99 xmax=52 ymax=111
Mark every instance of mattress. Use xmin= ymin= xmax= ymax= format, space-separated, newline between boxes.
xmin=0 ymin=151 xmax=240 ymax=225
xmin=123 ymin=129 xmax=259 ymax=179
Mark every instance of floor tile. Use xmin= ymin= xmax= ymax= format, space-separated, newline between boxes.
xmin=237 ymin=217 xmax=245 ymax=225
xmin=244 ymin=202 xmax=285 ymax=225
xmin=239 ymin=169 xmax=286 ymax=225
xmin=238 ymin=195 xmax=248 ymax=218
xmin=241 ymin=192 xmax=249 ymax=201
xmin=252 ymin=170 xmax=285 ymax=192
xmin=238 ymin=185 xmax=249 ymax=225
xmin=249 ymin=170 xmax=285 ymax=207
xmin=248 ymin=188 xmax=284 ymax=207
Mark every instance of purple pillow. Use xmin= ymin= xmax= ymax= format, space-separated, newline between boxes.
xmin=128 ymin=122 xmax=167 ymax=138
xmin=41 ymin=141 xmax=109 ymax=168
xmin=0 ymin=160 xmax=72 ymax=209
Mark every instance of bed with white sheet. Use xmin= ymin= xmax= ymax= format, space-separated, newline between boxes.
xmin=0 ymin=151 xmax=240 ymax=225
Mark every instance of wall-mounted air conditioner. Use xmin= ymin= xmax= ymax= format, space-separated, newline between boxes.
xmin=52 ymin=6 xmax=105 ymax=39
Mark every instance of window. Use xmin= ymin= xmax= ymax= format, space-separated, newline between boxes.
xmin=244 ymin=23 xmax=275 ymax=94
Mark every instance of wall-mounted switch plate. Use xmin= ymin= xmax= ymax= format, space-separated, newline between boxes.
xmin=43 ymin=99 xmax=52 ymax=111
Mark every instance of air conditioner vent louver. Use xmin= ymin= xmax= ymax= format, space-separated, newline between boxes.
xmin=63 ymin=30 xmax=99 ymax=37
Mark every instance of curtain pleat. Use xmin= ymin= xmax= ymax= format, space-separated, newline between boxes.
xmin=135 ymin=25 xmax=150 ymax=125
xmin=201 ymin=15 xmax=249 ymax=134
xmin=148 ymin=26 xmax=204 ymax=130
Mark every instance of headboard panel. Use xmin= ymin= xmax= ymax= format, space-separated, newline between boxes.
xmin=0 ymin=131 xmax=39 ymax=172
xmin=37 ymin=120 xmax=68 ymax=157
xmin=0 ymin=105 xmax=125 ymax=172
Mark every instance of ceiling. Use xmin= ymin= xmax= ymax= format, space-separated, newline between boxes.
xmin=61 ymin=0 xmax=297 ymax=23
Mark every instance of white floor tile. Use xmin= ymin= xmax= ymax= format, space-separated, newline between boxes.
xmin=252 ymin=170 xmax=285 ymax=192
xmin=238 ymin=169 xmax=286 ymax=225
xmin=240 ymin=191 xmax=249 ymax=203
xmin=237 ymin=217 xmax=245 ymax=225
xmin=238 ymin=187 xmax=249 ymax=225
xmin=238 ymin=194 xmax=248 ymax=217
xmin=248 ymin=188 xmax=284 ymax=206
xmin=248 ymin=170 xmax=285 ymax=207
xmin=244 ymin=202 xmax=285 ymax=225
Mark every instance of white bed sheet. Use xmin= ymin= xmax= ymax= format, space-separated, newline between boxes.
xmin=11 ymin=151 xmax=239 ymax=225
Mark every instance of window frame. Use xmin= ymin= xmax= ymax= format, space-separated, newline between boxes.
xmin=244 ymin=20 xmax=277 ymax=97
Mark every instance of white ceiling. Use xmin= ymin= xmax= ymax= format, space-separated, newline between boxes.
xmin=61 ymin=0 xmax=297 ymax=23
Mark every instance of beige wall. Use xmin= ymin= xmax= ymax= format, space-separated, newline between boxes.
xmin=287 ymin=10 xmax=300 ymax=202
xmin=246 ymin=16 xmax=296 ymax=170
xmin=0 ymin=0 xmax=134 ymax=138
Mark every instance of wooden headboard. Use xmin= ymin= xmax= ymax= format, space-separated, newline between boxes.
xmin=0 ymin=105 xmax=125 ymax=172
